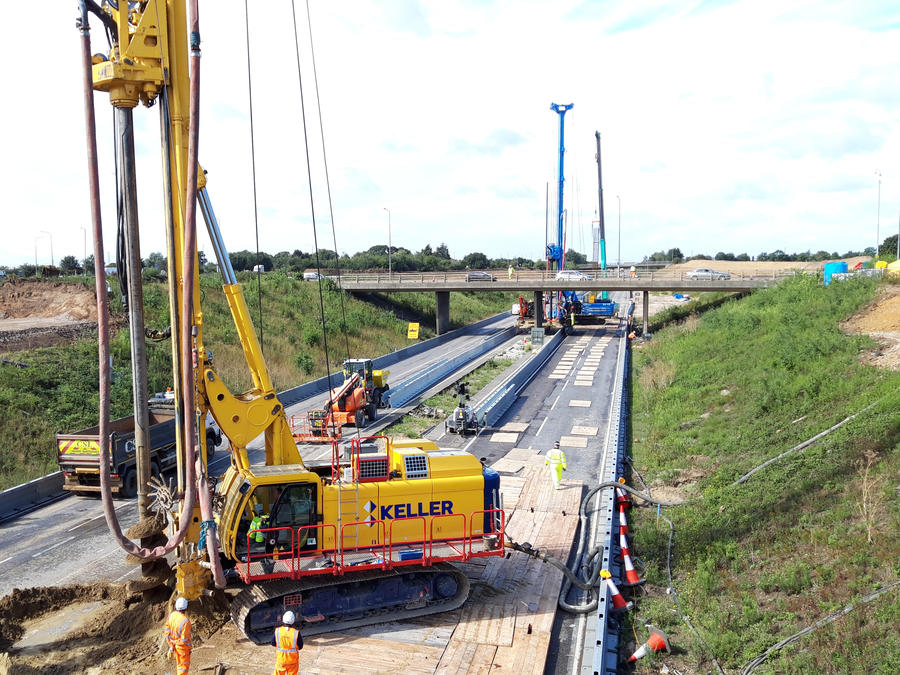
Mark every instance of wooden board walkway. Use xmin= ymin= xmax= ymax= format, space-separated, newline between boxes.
xmin=295 ymin=447 xmax=583 ymax=675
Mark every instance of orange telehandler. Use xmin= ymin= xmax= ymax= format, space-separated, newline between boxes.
xmin=291 ymin=359 xmax=389 ymax=442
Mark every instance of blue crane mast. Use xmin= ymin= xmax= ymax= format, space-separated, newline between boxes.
xmin=548 ymin=103 xmax=573 ymax=272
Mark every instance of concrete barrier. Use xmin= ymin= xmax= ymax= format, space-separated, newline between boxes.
xmin=477 ymin=329 xmax=564 ymax=427
xmin=278 ymin=312 xmax=510 ymax=408
xmin=0 ymin=471 xmax=66 ymax=522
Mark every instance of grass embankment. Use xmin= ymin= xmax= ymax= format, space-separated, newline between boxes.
xmin=629 ymin=275 xmax=900 ymax=672
xmin=0 ymin=273 xmax=515 ymax=489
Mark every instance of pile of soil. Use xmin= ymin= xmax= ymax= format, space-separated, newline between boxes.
xmin=0 ymin=583 xmax=229 ymax=674
xmin=841 ymin=284 xmax=900 ymax=370
xmin=0 ymin=280 xmax=100 ymax=353
xmin=0 ymin=281 xmax=97 ymax=322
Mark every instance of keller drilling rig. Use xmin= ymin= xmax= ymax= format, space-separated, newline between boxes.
xmin=76 ymin=0 xmax=504 ymax=642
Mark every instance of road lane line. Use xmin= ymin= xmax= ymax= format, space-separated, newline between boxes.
xmin=0 ymin=557 xmax=12 ymax=565
xmin=550 ymin=395 xmax=561 ymax=411
xmin=114 ymin=568 xmax=139 ymax=583
xmin=536 ymin=417 xmax=548 ymax=437
xmin=68 ymin=513 xmax=106 ymax=532
xmin=32 ymin=536 xmax=76 ymax=558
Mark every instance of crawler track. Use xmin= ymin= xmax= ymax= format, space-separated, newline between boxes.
xmin=231 ymin=562 xmax=470 ymax=643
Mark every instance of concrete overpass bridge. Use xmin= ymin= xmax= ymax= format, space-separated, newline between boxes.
xmin=332 ymin=269 xmax=787 ymax=334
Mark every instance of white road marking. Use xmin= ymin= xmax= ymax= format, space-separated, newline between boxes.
xmin=32 ymin=536 xmax=76 ymax=558
xmin=536 ymin=417 xmax=548 ymax=437
xmin=68 ymin=513 xmax=105 ymax=532
xmin=114 ymin=568 xmax=139 ymax=583
xmin=0 ymin=557 xmax=12 ymax=565
xmin=550 ymin=395 xmax=561 ymax=411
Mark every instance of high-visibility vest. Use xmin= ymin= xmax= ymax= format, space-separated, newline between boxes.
xmin=275 ymin=625 xmax=301 ymax=668
xmin=165 ymin=610 xmax=192 ymax=650
xmin=250 ymin=515 xmax=265 ymax=543
xmin=545 ymin=449 xmax=567 ymax=469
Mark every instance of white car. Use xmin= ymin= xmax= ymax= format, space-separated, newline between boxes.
xmin=555 ymin=270 xmax=591 ymax=281
xmin=686 ymin=267 xmax=731 ymax=280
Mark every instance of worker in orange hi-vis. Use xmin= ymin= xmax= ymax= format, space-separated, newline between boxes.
xmin=545 ymin=441 xmax=567 ymax=489
xmin=271 ymin=610 xmax=304 ymax=675
xmin=164 ymin=597 xmax=192 ymax=674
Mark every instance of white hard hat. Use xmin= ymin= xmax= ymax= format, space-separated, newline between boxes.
xmin=175 ymin=597 xmax=188 ymax=611
xmin=283 ymin=610 xmax=296 ymax=625
xmin=553 ymin=441 xmax=560 ymax=449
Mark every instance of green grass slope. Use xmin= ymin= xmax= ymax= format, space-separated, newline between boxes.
xmin=630 ymin=275 xmax=900 ymax=672
xmin=0 ymin=273 xmax=514 ymax=489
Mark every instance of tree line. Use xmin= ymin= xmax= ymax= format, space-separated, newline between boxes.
xmin=3 ymin=236 xmax=896 ymax=279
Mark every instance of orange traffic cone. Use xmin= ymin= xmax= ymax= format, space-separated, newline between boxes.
xmin=600 ymin=569 xmax=633 ymax=613
xmin=620 ymin=542 xmax=644 ymax=587
xmin=618 ymin=504 xmax=631 ymax=538
xmin=618 ymin=531 xmax=632 ymax=560
xmin=627 ymin=625 xmax=671 ymax=662
xmin=616 ymin=477 xmax=632 ymax=510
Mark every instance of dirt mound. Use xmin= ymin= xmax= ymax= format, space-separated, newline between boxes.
xmin=0 ymin=280 xmax=97 ymax=322
xmin=841 ymin=284 xmax=900 ymax=370
xmin=0 ymin=280 xmax=101 ymax=354
xmin=0 ymin=583 xmax=229 ymax=674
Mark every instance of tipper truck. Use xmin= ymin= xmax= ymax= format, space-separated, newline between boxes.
xmin=57 ymin=401 xmax=221 ymax=497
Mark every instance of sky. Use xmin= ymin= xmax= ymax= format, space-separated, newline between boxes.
xmin=2 ymin=0 xmax=899 ymax=269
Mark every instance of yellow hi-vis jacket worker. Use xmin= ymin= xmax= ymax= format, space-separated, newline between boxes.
xmin=272 ymin=610 xmax=303 ymax=675
xmin=165 ymin=597 xmax=192 ymax=674
xmin=545 ymin=442 xmax=567 ymax=489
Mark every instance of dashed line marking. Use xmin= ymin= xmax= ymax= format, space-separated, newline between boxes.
xmin=0 ymin=557 xmax=12 ymax=565
xmin=32 ymin=536 xmax=76 ymax=558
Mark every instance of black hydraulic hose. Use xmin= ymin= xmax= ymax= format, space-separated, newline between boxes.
xmin=79 ymin=1 xmax=196 ymax=561
xmin=505 ymin=482 xmax=684 ymax=613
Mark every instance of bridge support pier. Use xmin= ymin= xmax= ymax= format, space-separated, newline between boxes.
xmin=534 ymin=291 xmax=543 ymax=328
xmin=436 ymin=291 xmax=450 ymax=335
xmin=642 ymin=291 xmax=649 ymax=335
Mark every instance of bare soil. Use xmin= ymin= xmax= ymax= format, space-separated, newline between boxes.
xmin=840 ymin=283 xmax=900 ymax=370
xmin=0 ymin=583 xmax=229 ymax=674
xmin=0 ymin=281 xmax=98 ymax=353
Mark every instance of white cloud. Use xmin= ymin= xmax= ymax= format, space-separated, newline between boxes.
xmin=1 ymin=0 xmax=898 ymax=270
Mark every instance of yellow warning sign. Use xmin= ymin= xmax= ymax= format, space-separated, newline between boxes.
xmin=407 ymin=322 xmax=420 ymax=339
xmin=58 ymin=439 xmax=102 ymax=455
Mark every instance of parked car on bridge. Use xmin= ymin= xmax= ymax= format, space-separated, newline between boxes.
xmin=555 ymin=270 xmax=591 ymax=281
xmin=686 ymin=267 xmax=731 ymax=280
xmin=466 ymin=271 xmax=497 ymax=281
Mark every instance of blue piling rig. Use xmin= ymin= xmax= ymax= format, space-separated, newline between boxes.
xmin=548 ymin=103 xmax=574 ymax=273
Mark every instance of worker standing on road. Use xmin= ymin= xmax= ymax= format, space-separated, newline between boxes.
xmin=545 ymin=441 xmax=567 ymax=489
xmin=165 ymin=597 xmax=192 ymax=674
xmin=508 ymin=264 xmax=514 ymax=279
xmin=630 ymin=265 xmax=636 ymax=278
xmin=271 ymin=610 xmax=303 ymax=675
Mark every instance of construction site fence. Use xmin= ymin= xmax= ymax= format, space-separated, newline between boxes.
xmin=385 ymin=325 xmax=516 ymax=409
xmin=476 ymin=329 xmax=565 ymax=428
xmin=241 ymin=509 xmax=505 ymax=584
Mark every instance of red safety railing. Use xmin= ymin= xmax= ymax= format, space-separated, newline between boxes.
xmin=388 ymin=516 xmax=427 ymax=567
xmin=243 ymin=526 xmax=295 ymax=581
xmin=339 ymin=520 xmax=388 ymax=571
xmin=428 ymin=513 xmax=468 ymax=563
xmin=466 ymin=509 xmax=506 ymax=559
xmin=238 ymin=510 xmax=506 ymax=584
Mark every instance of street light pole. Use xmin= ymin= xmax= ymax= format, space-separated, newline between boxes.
xmin=616 ymin=194 xmax=621 ymax=276
xmin=80 ymin=226 xmax=88 ymax=270
xmin=41 ymin=230 xmax=54 ymax=267
xmin=875 ymin=171 xmax=881 ymax=259
xmin=383 ymin=207 xmax=392 ymax=278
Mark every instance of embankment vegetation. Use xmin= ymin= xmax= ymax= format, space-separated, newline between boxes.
xmin=0 ymin=273 xmax=515 ymax=489
xmin=630 ymin=275 xmax=900 ymax=671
